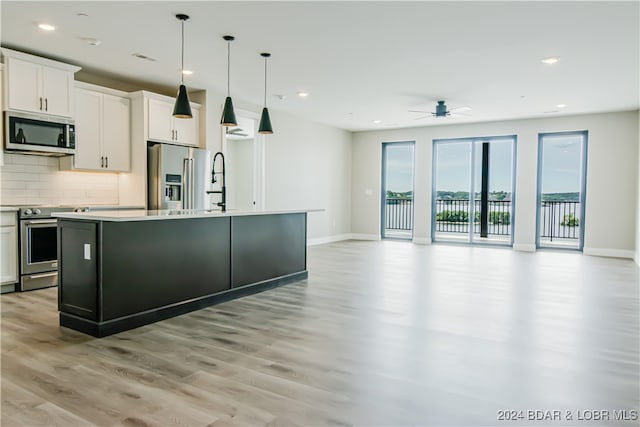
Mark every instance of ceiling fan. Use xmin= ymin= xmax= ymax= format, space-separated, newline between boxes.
xmin=409 ymin=100 xmax=472 ymax=119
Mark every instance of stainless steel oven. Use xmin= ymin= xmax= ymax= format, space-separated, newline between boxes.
xmin=18 ymin=206 xmax=76 ymax=291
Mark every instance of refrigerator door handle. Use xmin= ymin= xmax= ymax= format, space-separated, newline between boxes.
xmin=189 ymin=158 xmax=194 ymax=209
xmin=182 ymin=158 xmax=195 ymax=209
xmin=182 ymin=158 xmax=189 ymax=209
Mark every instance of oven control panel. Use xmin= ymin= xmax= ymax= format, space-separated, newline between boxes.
xmin=19 ymin=206 xmax=87 ymax=219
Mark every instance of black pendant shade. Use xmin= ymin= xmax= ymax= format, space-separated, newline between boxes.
xmin=173 ymin=84 xmax=193 ymax=118
xmin=258 ymin=52 xmax=273 ymax=134
xmin=259 ymin=107 xmax=273 ymax=134
xmin=220 ymin=96 xmax=237 ymax=126
xmin=220 ymin=35 xmax=237 ymax=127
xmin=173 ymin=14 xmax=192 ymax=119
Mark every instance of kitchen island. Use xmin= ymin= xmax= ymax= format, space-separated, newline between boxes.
xmin=53 ymin=209 xmax=317 ymax=337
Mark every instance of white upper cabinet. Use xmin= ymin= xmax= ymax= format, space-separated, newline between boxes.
xmin=147 ymin=96 xmax=199 ymax=146
xmin=101 ymin=93 xmax=131 ymax=171
xmin=73 ymin=89 xmax=103 ymax=170
xmin=148 ymin=98 xmax=174 ymax=142
xmin=1 ymin=48 xmax=80 ymax=118
xmin=61 ymin=83 xmax=130 ymax=172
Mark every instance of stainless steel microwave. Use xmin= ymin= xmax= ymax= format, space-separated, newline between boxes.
xmin=4 ymin=111 xmax=75 ymax=156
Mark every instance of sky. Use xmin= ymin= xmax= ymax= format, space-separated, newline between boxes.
xmin=384 ymin=144 xmax=414 ymax=192
xmin=385 ymin=135 xmax=584 ymax=194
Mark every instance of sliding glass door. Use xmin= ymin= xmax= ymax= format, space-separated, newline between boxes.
xmin=432 ymin=136 xmax=515 ymax=245
xmin=536 ymin=131 xmax=587 ymax=250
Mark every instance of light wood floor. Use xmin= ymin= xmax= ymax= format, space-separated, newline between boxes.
xmin=1 ymin=241 xmax=639 ymax=426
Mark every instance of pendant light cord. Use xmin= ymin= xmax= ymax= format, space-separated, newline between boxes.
xmin=227 ymin=41 xmax=231 ymax=96
xmin=263 ymin=57 xmax=268 ymax=107
xmin=180 ymin=20 xmax=185 ymax=84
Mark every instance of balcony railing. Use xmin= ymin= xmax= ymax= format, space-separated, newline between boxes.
xmin=434 ymin=199 xmax=512 ymax=236
xmin=539 ymin=201 xmax=580 ymax=240
xmin=385 ymin=198 xmax=413 ymax=230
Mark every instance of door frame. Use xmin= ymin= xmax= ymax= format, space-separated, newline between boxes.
xmin=222 ymin=108 xmax=265 ymax=211
xmin=380 ymin=140 xmax=416 ymax=240
xmin=431 ymin=135 xmax=517 ymax=246
xmin=535 ymin=130 xmax=588 ymax=251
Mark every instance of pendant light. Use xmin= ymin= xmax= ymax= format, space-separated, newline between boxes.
xmin=220 ymin=35 xmax=237 ymax=126
xmin=172 ymin=14 xmax=193 ymax=118
xmin=258 ymin=53 xmax=273 ymax=134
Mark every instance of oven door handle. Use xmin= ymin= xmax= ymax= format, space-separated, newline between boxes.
xmin=23 ymin=219 xmax=57 ymax=226
xmin=29 ymin=272 xmax=58 ymax=279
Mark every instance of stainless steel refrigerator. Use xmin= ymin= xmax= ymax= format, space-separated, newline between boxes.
xmin=147 ymin=143 xmax=212 ymax=210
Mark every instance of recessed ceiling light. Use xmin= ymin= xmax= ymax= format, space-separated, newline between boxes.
xmin=181 ymin=69 xmax=193 ymax=75
xmin=297 ymin=92 xmax=309 ymax=98
xmin=37 ymin=23 xmax=56 ymax=31
xmin=76 ymin=12 xmax=89 ymax=17
xmin=556 ymin=103 xmax=567 ymax=108
xmin=541 ymin=57 xmax=560 ymax=64
xmin=372 ymin=120 xmax=382 ymax=124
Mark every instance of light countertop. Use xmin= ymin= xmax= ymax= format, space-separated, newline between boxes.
xmin=52 ymin=208 xmax=323 ymax=222
xmin=0 ymin=207 xmax=19 ymax=212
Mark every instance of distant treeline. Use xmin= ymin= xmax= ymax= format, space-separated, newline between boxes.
xmin=541 ymin=192 xmax=580 ymax=202
xmin=386 ymin=191 xmax=413 ymax=199
xmin=436 ymin=191 xmax=579 ymax=202
xmin=436 ymin=191 xmax=511 ymax=201
xmin=390 ymin=190 xmax=579 ymax=201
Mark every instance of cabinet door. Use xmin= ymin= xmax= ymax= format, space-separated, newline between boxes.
xmin=42 ymin=66 xmax=74 ymax=117
xmin=6 ymin=57 xmax=41 ymax=113
xmin=0 ymin=221 xmax=18 ymax=285
xmin=174 ymin=108 xmax=198 ymax=146
xmin=73 ymin=89 xmax=103 ymax=170
xmin=148 ymin=98 xmax=173 ymax=143
xmin=102 ymin=94 xmax=130 ymax=172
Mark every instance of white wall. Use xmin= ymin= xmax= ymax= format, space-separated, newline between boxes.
xmin=636 ymin=110 xmax=640 ymax=264
xmin=262 ymin=108 xmax=352 ymax=243
xmin=0 ymin=153 xmax=119 ymax=205
xmin=353 ymin=111 xmax=639 ymax=257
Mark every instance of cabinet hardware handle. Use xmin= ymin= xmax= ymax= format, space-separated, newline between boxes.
xmin=39 ymin=97 xmax=43 ymax=110
xmin=101 ymin=156 xmax=104 ymax=168
xmin=105 ymin=157 xmax=108 ymax=168
xmin=175 ymin=130 xmax=178 ymax=140
xmin=45 ymin=98 xmax=48 ymax=111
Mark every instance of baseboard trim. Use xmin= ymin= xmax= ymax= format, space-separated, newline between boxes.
xmin=412 ymin=237 xmax=431 ymax=245
xmin=0 ymin=283 xmax=16 ymax=294
xmin=349 ymin=233 xmax=381 ymax=241
xmin=513 ymin=243 xmax=536 ymax=252
xmin=307 ymin=234 xmax=352 ymax=246
xmin=583 ymin=247 xmax=635 ymax=259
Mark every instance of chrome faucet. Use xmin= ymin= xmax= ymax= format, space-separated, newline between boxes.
xmin=207 ymin=152 xmax=226 ymax=212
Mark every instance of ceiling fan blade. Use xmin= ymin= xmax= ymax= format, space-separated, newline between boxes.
xmin=413 ymin=115 xmax=431 ymax=120
xmin=408 ymin=110 xmax=430 ymax=114
xmin=450 ymin=106 xmax=472 ymax=113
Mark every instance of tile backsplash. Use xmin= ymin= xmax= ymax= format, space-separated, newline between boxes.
xmin=0 ymin=153 xmax=119 ymax=206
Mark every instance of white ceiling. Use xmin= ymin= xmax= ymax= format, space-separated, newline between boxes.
xmin=1 ymin=1 xmax=639 ymax=132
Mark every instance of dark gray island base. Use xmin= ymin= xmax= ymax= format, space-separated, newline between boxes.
xmin=56 ymin=211 xmax=308 ymax=337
